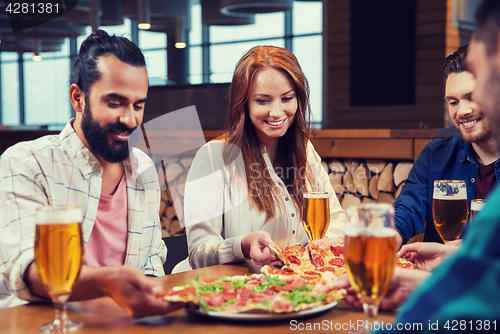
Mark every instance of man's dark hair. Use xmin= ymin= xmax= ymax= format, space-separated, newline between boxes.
xmin=70 ymin=29 xmax=146 ymax=97
xmin=474 ymin=0 xmax=500 ymax=56
xmin=443 ymin=45 xmax=468 ymax=79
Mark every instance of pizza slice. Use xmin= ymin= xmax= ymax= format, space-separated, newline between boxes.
xmin=396 ymin=257 xmax=414 ymax=269
xmin=268 ymin=243 xmax=316 ymax=274
xmin=308 ymin=242 xmax=346 ymax=277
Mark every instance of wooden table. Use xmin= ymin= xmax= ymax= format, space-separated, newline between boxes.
xmin=0 ymin=265 xmax=395 ymax=334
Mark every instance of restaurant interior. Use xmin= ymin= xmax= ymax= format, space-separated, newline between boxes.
xmin=0 ymin=0 xmax=486 ymax=332
xmin=0 ymin=0 xmax=478 ymax=268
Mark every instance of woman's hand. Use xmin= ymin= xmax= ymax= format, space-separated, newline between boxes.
xmin=241 ymin=231 xmax=282 ymax=266
xmin=309 ymin=236 xmax=345 ymax=249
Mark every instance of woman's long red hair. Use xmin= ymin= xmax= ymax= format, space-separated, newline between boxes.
xmin=223 ymin=45 xmax=311 ymax=221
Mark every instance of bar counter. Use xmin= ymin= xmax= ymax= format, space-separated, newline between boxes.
xmin=0 ymin=264 xmax=395 ymax=334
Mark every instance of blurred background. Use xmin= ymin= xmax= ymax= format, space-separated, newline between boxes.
xmin=0 ymin=0 xmax=481 ymax=131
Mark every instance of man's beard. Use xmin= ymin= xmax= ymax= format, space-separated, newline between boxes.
xmin=81 ymin=103 xmax=137 ymax=163
xmin=455 ymin=118 xmax=494 ymax=145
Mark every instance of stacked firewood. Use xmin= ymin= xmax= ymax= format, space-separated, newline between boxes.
xmin=158 ymin=155 xmax=193 ymax=238
xmin=158 ymin=158 xmax=414 ymax=236
xmin=323 ymin=159 xmax=413 ymax=208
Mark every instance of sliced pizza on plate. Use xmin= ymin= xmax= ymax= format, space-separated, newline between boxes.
xmin=161 ymin=271 xmax=342 ymax=314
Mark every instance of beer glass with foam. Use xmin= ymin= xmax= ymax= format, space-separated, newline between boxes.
xmin=432 ymin=180 xmax=468 ymax=243
xmin=470 ymin=199 xmax=485 ymax=223
xmin=34 ymin=205 xmax=83 ymax=333
xmin=302 ymin=191 xmax=330 ymax=240
xmin=345 ymin=203 xmax=397 ymax=333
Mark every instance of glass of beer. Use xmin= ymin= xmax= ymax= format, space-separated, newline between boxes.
xmin=470 ymin=199 xmax=485 ymax=223
xmin=344 ymin=203 xmax=397 ymax=333
xmin=302 ymin=191 xmax=330 ymax=240
xmin=432 ymin=180 xmax=468 ymax=243
xmin=34 ymin=205 xmax=84 ymax=333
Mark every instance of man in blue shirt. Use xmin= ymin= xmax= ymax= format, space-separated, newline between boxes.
xmin=375 ymin=1 xmax=500 ymax=330
xmin=395 ymin=45 xmax=500 ymax=247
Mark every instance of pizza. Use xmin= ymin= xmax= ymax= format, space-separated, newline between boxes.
xmin=266 ymin=242 xmax=413 ymax=282
xmin=397 ymin=257 xmax=414 ymax=269
xmin=267 ymin=243 xmax=344 ymax=281
xmin=161 ymin=271 xmax=342 ymax=314
xmin=268 ymin=243 xmax=316 ymax=273
xmin=308 ymin=243 xmax=346 ymax=277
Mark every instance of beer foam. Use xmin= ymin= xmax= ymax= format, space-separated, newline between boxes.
xmin=432 ymin=193 xmax=467 ymax=200
xmin=35 ymin=206 xmax=82 ymax=225
xmin=304 ymin=192 xmax=329 ymax=199
xmin=433 ymin=181 xmax=467 ymax=199
xmin=471 ymin=200 xmax=485 ymax=211
xmin=345 ymin=225 xmax=397 ymax=238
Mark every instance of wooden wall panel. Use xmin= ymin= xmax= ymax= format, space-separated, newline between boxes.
xmin=324 ymin=0 xmax=454 ymax=130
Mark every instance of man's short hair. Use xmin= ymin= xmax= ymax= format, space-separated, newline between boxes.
xmin=443 ymin=45 xmax=468 ymax=79
xmin=474 ymin=0 xmax=500 ymax=56
xmin=70 ymin=30 xmax=146 ymax=97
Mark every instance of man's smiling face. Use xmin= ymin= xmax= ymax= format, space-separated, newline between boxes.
xmin=445 ymin=70 xmax=493 ymax=144
xmin=79 ymin=55 xmax=148 ymax=163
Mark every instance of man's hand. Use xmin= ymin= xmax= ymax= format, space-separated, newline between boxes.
xmin=334 ymin=268 xmax=430 ymax=311
xmin=241 ymin=231 xmax=281 ymax=266
xmin=25 ymin=263 xmax=182 ymax=318
xmin=378 ymin=268 xmax=430 ymax=310
xmin=398 ymin=242 xmax=460 ymax=271
xmin=97 ymin=265 xmax=183 ymax=318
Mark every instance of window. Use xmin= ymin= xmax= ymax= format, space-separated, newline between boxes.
xmin=0 ymin=3 xmax=323 ymax=128
xmin=24 ymin=57 xmax=71 ymax=127
xmin=1 ymin=53 xmax=20 ymax=126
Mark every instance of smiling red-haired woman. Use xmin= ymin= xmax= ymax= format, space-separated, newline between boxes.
xmin=183 ymin=45 xmax=345 ymax=270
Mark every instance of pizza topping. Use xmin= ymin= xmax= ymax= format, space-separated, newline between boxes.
xmin=200 ymin=292 xmax=237 ymax=307
xmin=397 ymin=257 xmax=414 ymax=269
xmin=254 ymin=273 xmax=287 ymax=292
xmin=330 ymin=245 xmax=343 ymax=257
xmin=329 ymin=257 xmax=344 ymax=267
xmin=312 ymin=254 xmax=324 ymax=268
xmin=287 ymin=255 xmax=301 ymax=265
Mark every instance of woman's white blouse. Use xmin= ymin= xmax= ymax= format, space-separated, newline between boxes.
xmin=184 ymin=140 xmax=345 ymax=269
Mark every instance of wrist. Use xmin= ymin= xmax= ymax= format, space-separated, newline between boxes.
xmin=241 ymin=234 xmax=251 ymax=258
xmin=94 ymin=266 xmax=117 ymax=297
xmin=68 ymin=265 xmax=114 ymax=300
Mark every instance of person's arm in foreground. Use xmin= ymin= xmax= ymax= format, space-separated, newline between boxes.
xmin=24 ymin=263 xmax=182 ymax=318
xmin=334 ymin=268 xmax=430 ymax=311
xmin=398 ymin=242 xmax=460 ymax=271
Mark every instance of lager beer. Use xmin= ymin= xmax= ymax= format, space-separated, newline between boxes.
xmin=35 ymin=222 xmax=83 ymax=297
xmin=34 ymin=205 xmax=84 ymax=333
xmin=470 ymin=199 xmax=485 ymax=223
xmin=432 ymin=180 xmax=468 ymax=243
xmin=344 ymin=228 xmax=397 ymax=305
xmin=302 ymin=192 xmax=330 ymax=240
xmin=344 ymin=203 xmax=396 ymax=328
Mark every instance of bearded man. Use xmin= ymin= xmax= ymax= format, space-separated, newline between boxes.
xmin=394 ymin=45 xmax=500 ymax=247
xmin=0 ymin=30 xmax=180 ymax=318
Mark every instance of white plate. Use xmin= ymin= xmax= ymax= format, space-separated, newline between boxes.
xmin=187 ymin=301 xmax=337 ymax=321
